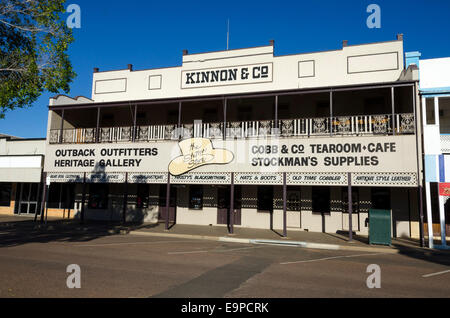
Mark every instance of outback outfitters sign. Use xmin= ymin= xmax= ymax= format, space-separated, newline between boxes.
xmin=181 ymin=63 xmax=273 ymax=89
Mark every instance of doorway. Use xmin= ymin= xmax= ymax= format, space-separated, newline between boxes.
xmin=217 ymin=186 xmax=241 ymax=225
xmin=158 ymin=185 xmax=177 ymax=223
xmin=15 ymin=183 xmax=41 ymax=215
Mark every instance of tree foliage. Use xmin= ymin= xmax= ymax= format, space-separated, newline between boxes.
xmin=0 ymin=0 xmax=75 ymax=118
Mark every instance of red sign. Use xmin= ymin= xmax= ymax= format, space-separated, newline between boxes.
xmin=439 ymin=183 xmax=450 ymax=196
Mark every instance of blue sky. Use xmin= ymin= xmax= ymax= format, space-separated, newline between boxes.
xmin=2 ymin=0 xmax=450 ymax=138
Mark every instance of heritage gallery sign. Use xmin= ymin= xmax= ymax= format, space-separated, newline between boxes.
xmin=44 ymin=135 xmax=418 ymax=186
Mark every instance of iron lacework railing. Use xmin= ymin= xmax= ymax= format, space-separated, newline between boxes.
xmin=49 ymin=113 xmax=415 ymax=144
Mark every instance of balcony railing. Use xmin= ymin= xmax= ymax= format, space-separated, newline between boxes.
xmin=441 ymin=134 xmax=450 ymax=153
xmin=49 ymin=113 xmax=415 ymax=144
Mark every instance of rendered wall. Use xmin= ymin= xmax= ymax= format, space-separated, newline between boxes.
xmin=89 ymin=40 xmax=404 ymax=104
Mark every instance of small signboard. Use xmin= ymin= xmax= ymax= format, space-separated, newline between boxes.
xmin=439 ymin=183 xmax=450 ymax=196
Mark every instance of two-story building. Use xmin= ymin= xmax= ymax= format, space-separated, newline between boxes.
xmin=411 ymin=51 xmax=450 ymax=248
xmin=43 ymin=35 xmax=424 ymax=241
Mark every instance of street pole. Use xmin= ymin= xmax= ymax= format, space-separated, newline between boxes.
xmin=229 ymin=172 xmax=235 ymax=234
xmin=283 ymin=172 xmax=287 ymax=237
xmin=122 ymin=172 xmax=128 ymax=224
xmin=348 ymin=172 xmax=353 ymax=242
xmin=165 ymin=173 xmax=171 ymax=230
xmin=80 ymin=172 xmax=86 ymax=224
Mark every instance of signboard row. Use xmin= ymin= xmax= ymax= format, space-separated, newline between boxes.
xmin=47 ymin=172 xmax=417 ymax=187
xmin=44 ymin=135 xmax=418 ymax=175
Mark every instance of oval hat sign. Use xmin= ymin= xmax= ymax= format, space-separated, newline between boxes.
xmin=169 ymin=138 xmax=234 ymax=176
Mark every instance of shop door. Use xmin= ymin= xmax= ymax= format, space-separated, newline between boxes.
xmin=16 ymin=183 xmax=41 ymax=215
xmin=158 ymin=185 xmax=176 ymax=222
xmin=217 ymin=186 xmax=241 ymax=225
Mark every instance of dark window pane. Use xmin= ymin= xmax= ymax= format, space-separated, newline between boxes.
xmin=158 ymin=185 xmax=176 ymax=207
xmin=426 ymin=98 xmax=435 ymax=125
xmin=29 ymin=183 xmax=38 ymax=201
xmin=20 ymin=203 xmax=28 ymax=214
xmin=257 ymin=186 xmax=273 ymax=211
xmin=371 ymin=188 xmax=391 ymax=210
xmin=48 ymin=183 xmax=62 ymax=209
xmin=62 ymin=184 xmax=75 ymax=209
xmin=189 ymin=185 xmax=203 ymax=210
xmin=342 ymin=188 xmax=359 ymax=213
xmin=88 ymin=184 xmax=109 ymax=209
xmin=312 ymin=187 xmax=330 ymax=213
xmin=136 ymin=184 xmax=149 ymax=209
xmin=0 ymin=183 xmax=12 ymax=206
xmin=439 ymin=97 xmax=450 ymax=134
xmin=21 ymin=184 xmax=29 ymax=201
xmin=29 ymin=203 xmax=37 ymax=214
xmin=287 ymin=187 xmax=301 ymax=211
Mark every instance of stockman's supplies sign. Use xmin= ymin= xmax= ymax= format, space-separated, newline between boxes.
xmin=44 ymin=135 xmax=418 ymax=179
xmin=181 ymin=63 xmax=273 ymax=89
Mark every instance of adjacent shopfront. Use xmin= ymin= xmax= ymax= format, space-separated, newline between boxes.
xmin=0 ymin=136 xmax=45 ymax=217
xmin=413 ymin=51 xmax=450 ymax=248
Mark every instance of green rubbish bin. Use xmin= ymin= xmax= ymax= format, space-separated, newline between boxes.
xmin=368 ymin=209 xmax=392 ymax=246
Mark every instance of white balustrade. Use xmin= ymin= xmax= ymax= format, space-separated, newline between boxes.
xmin=49 ymin=113 xmax=414 ymax=144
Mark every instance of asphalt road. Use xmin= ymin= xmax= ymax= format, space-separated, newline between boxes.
xmin=0 ymin=230 xmax=449 ymax=298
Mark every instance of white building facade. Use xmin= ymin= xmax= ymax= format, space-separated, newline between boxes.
xmin=411 ymin=52 xmax=450 ymax=249
xmin=43 ymin=36 xmax=424 ymax=241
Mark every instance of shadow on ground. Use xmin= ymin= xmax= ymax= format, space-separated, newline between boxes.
xmin=1 ymin=216 xmax=449 ymax=268
xmin=0 ymin=217 xmax=154 ymax=248
xmin=335 ymin=230 xmax=450 ymax=267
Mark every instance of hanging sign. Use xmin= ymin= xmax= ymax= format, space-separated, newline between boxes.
xmin=234 ymin=172 xmax=283 ymax=185
xmin=171 ymin=172 xmax=231 ymax=184
xmin=287 ymin=173 xmax=348 ymax=186
xmin=439 ymin=183 xmax=450 ymax=196
xmin=47 ymin=172 xmax=84 ymax=183
xmin=128 ymin=173 xmax=167 ymax=184
xmin=351 ymin=172 xmax=417 ymax=187
xmin=86 ymin=173 xmax=126 ymax=183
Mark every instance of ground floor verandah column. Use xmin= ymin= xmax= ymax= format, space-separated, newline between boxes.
xmin=229 ymin=172 xmax=235 ymax=235
xmin=165 ymin=173 xmax=171 ymax=230
xmin=122 ymin=172 xmax=128 ymax=224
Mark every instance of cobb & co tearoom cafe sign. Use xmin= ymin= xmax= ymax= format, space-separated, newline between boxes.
xmin=44 ymin=135 xmax=418 ymax=187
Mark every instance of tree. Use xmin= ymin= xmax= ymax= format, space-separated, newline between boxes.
xmin=0 ymin=0 xmax=75 ymax=119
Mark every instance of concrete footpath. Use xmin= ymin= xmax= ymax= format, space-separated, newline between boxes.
xmin=0 ymin=215 xmax=446 ymax=255
xmin=128 ymin=223 xmax=427 ymax=254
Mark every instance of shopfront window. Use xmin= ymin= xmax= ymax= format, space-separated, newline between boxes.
xmin=371 ymin=187 xmax=391 ymax=210
xmin=312 ymin=187 xmax=330 ymax=213
xmin=189 ymin=185 xmax=203 ymax=210
xmin=88 ymin=184 xmax=109 ymax=209
xmin=16 ymin=183 xmax=41 ymax=215
xmin=0 ymin=183 xmax=12 ymax=206
xmin=48 ymin=183 xmax=75 ymax=209
xmin=426 ymin=98 xmax=436 ymax=125
xmin=342 ymin=188 xmax=359 ymax=213
xmin=439 ymin=97 xmax=450 ymax=133
xmin=257 ymin=186 xmax=273 ymax=212
xmin=136 ymin=184 xmax=149 ymax=209
xmin=287 ymin=187 xmax=301 ymax=211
